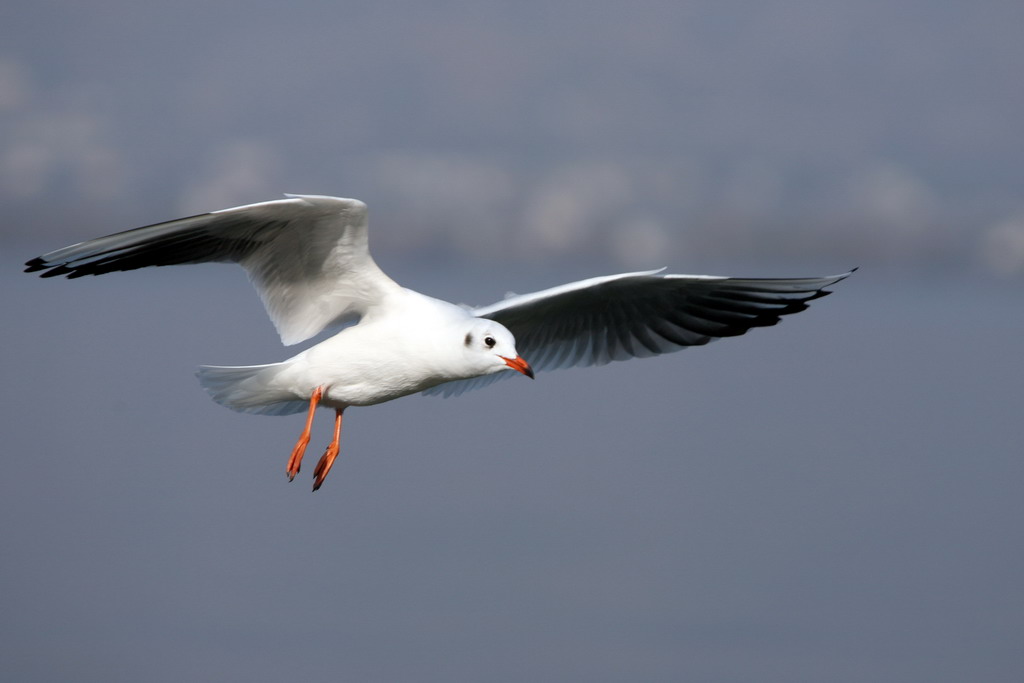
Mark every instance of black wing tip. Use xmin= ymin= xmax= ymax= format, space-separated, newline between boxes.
xmin=828 ymin=267 xmax=858 ymax=284
xmin=785 ymin=267 xmax=856 ymax=297
xmin=24 ymin=257 xmax=47 ymax=272
xmin=24 ymin=260 xmax=79 ymax=279
xmin=24 ymin=257 xmax=75 ymax=277
xmin=816 ymin=266 xmax=858 ymax=293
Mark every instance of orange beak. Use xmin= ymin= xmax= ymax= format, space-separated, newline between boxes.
xmin=501 ymin=355 xmax=535 ymax=379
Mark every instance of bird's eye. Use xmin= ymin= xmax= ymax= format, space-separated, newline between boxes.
xmin=484 ymin=336 xmax=496 ymax=348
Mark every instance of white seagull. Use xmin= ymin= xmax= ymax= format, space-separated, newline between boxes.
xmin=25 ymin=194 xmax=853 ymax=491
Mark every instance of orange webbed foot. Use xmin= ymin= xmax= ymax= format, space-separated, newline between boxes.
xmin=286 ymin=386 xmax=323 ymax=481
xmin=286 ymin=435 xmax=309 ymax=481
xmin=311 ymin=408 xmax=344 ymax=492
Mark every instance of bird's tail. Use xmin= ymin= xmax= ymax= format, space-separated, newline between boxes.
xmin=196 ymin=363 xmax=309 ymax=416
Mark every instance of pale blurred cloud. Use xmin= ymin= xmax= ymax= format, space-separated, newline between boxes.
xmin=368 ymin=152 xmax=516 ymax=256
xmin=521 ymin=162 xmax=633 ymax=255
xmin=607 ymin=215 xmax=674 ymax=268
xmin=177 ymin=140 xmax=285 ymax=214
xmin=979 ymin=213 xmax=1024 ymax=277
xmin=850 ymin=161 xmax=938 ymax=229
xmin=0 ymin=58 xmax=31 ymax=111
xmin=0 ymin=111 xmax=128 ymax=201
xmin=0 ymin=141 xmax=50 ymax=198
xmin=841 ymin=161 xmax=942 ymax=261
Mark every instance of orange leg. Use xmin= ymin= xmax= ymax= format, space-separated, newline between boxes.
xmin=312 ymin=408 xmax=344 ymax=492
xmin=286 ymin=386 xmax=323 ymax=481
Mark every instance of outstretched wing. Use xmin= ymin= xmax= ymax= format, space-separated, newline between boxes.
xmin=25 ymin=194 xmax=402 ymax=345
xmin=426 ymin=268 xmax=854 ymax=397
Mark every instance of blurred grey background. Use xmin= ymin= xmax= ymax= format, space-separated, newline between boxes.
xmin=2 ymin=1 xmax=1022 ymax=682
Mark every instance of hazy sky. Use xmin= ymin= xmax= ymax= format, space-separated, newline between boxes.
xmin=2 ymin=0 xmax=1024 ymax=273
xmin=3 ymin=2 xmax=1024 ymax=681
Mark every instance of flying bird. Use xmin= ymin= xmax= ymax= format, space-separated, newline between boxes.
xmin=25 ymin=195 xmax=853 ymax=490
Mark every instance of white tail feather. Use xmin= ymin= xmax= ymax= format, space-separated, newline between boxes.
xmin=196 ymin=363 xmax=308 ymax=416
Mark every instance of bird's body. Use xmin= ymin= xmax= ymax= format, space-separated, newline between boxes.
xmin=26 ymin=194 xmax=853 ymax=490
xmin=201 ymin=288 xmax=514 ymax=415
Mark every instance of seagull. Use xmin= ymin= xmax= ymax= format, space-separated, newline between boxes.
xmin=25 ymin=194 xmax=853 ymax=491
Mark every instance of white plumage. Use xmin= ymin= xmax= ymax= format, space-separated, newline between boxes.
xmin=26 ymin=194 xmax=853 ymax=490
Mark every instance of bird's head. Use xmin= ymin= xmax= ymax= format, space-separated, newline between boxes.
xmin=460 ymin=319 xmax=534 ymax=380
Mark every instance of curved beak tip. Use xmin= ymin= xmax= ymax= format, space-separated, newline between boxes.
xmin=502 ymin=355 xmax=535 ymax=379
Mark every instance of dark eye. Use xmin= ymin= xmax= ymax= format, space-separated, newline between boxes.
xmin=484 ymin=336 xmax=496 ymax=348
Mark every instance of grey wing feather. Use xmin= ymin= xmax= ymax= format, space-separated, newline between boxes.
xmin=422 ymin=372 xmax=509 ymax=398
xmin=426 ymin=268 xmax=854 ymax=397
xmin=24 ymin=194 xmax=400 ymax=345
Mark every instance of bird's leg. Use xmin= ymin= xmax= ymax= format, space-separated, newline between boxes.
xmin=286 ymin=386 xmax=323 ymax=481
xmin=312 ymin=408 xmax=344 ymax=492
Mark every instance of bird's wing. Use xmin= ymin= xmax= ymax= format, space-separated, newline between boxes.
xmin=424 ymin=268 xmax=854 ymax=397
xmin=24 ymin=194 xmax=402 ymax=345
